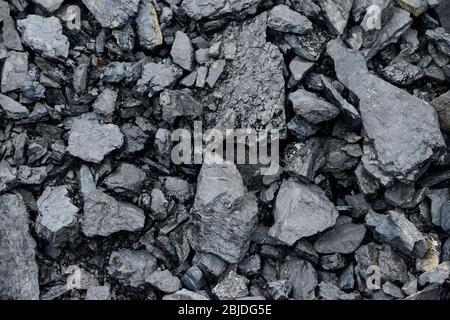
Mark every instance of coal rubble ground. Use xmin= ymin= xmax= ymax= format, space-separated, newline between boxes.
xmin=2 ymin=0 xmax=450 ymax=302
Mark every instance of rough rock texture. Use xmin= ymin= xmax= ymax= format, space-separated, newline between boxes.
xmin=0 ymin=194 xmax=39 ymax=300
xmin=269 ymin=178 xmax=338 ymax=245
xmin=182 ymin=0 xmax=261 ymax=21
xmin=82 ymin=0 xmax=140 ymax=28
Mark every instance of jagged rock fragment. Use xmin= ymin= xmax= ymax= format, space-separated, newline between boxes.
xmin=108 ymin=249 xmax=157 ymax=287
xmin=82 ymin=0 xmax=139 ymax=28
xmin=314 ymin=223 xmax=366 ymax=254
xmin=137 ymin=0 xmax=163 ymax=50
xmin=267 ymin=4 xmax=313 ymax=34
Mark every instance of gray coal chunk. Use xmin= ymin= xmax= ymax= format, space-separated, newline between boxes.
xmin=82 ymin=190 xmax=145 ymax=237
xmin=287 ymin=116 xmax=319 ymax=141
xmin=1 ymin=51 xmax=28 ymax=93
xmin=327 ymin=39 xmax=444 ymax=182
xmin=294 ymin=239 xmax=319 ymax=264
xmin=355 ymin=243 xmax=409 ymax=285
xmin=320 ymin=0 xmax=354 ymax=35
xmin=67 ymin=118 xmax=124 ymax=163
xmin=108 ymin=249 xmax=157 ymax=288
xmin=321 ymin=75 xmax=361 ymax=130
xmin=212 ymin=270 xmax=249 ymax=300
xmin=137 ymin=59 xmax=183 ymax=96
xmin=238 ymin=255 xmax=261 ymax=277
xmin=150 ymin=188 xmax=169 ymax=220
xmin=0 ymin=1 xmax=23 ymax=51
xmin=362 ymin=7 xmax=412 ymax=59
xmin=79 ymin=165 xmax=96 ymax=196
xmin=31 ymin=0 xmax=64 ymax=12
xmin=318 ymin=282 xmax=359 ymax=300
xmin=195 ymin=66 xmax=208 ymax=88
xmin=146 ymin=269 xmax=181 ymax=293
xmin=163 ymin=289 xmax=210 ymax=300
xmin=205 ymin=60 xmax=226 ymax=87
xmin=103 ymin=62 xmax=127 ymax=83
xmin=121 ymin=123 xmax=149 ymax=155
xmin=181 ymin=0 xmax=261 ymax=21
xmin=181 ymin=266 xmax=206 ymax=290
xmin=278 ymin=257 xmax=317 ymax=299
xmin=381 ymin=61 xmax=423 ymax=85
xmin=338 ymin=264 xmax=355 ymax=290
xmin=189 ymin=161 xmax=258 ymax=264
xmin=85 ymin=286 xmax=111 ymax=300
xmin=321 ymin=253 xmax=346 ymax=270
xmin=171 ymin=31 xmax=195 ymax=71
xmin=314 ymin=223 xmax=366 ymax=254
xmin=287 ymin=0 xmax=321 ymax=17
xmin=17 ymin=166 xmax=47 ymax=185
xmin=267 ymin=4 xmax=313 ymax=34
xmin=112 ymin=24 xmax=135 ymax=51
xmin=442 ymin=237 xmax=450 ymax=262
xmin=267 ymin=280 xmax=291 ymax=300
xmin=426 ymin=188 xmax=450 ymax=232
xmin=195 ymin=48 xmax=210 ymax=65
xmin=153 ymin=128 xmax=172 ymax=168
xmin=103 ymin=163 xmax=146 ymax=196
xmin=82 ymin=0 xmax=139 ymax=28
xmin=289 ymin=89 xmax=340 ymax=124
xmin=289 ymin=57 xmax=314 ymax=82
xmin=93 ymin=88 xmax=117 ymax=120
xmin=162 ymin=176 xmax=194 ymax=203
xmin=322 ymin=138 xmax=362 ymax=173
xmin=437 ymin=0 xmax=450 ymax=32
xmin=160 ymin=89 xmax=203 ymax=125
xmin=426 ymin=28 xmax=450 ymax=57
xmin=365 ymin=210 xmax=427 ymax=258
xmin=36 ymin=185 xmax=78 ymax=246
xmin=136 ymin=0 xmax=163 ymax=50
xmin=0 ymin=160 xmax=17 ymax=193
xmin=193 ymin=252 xmax=228 ymax=277
xmin=395 ymin=0 xmax=428 ymax=16
xmin=431 ymin=91 xmax=450 ymax=132
xmin=284 ymin=29 xmax=330 ymax=61
xmin=382 ymin=282 xmax=404 ymax=299
xmin=418 ymin=262 xmax=450 ymax=286
xmin=17 ymin=15 xmax=69 ymax=59
xmin=345 ymin=193 xmax=371 ymax=218
xmin=284 ymin=139 xmax=325 ymax=182
xmin=0 ymin=93 xmax=29 ymax=119
xmin=200 ymin=13 xmax=285 ymax=132
xmin=73 ymin=64 xmax=89 ymax=93
xmin=0 ymin=193 xmax=39 ymax=300
xmin=269 ymin=178 xmax=338 ymax=246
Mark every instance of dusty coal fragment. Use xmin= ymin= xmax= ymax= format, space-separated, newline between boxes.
xmin=0 ymin=194 xmax=40 ymax=300
xmin=269 ymin=178 xmax=338 ymax=246
xmin=67 ymin=118 xmax=124 ymax=163
xmin=136 ymin=0 xmax=163 ymax=51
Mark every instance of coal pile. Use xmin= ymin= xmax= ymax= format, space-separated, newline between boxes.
xmin=1 ymin=0 xmax=450 ymax=301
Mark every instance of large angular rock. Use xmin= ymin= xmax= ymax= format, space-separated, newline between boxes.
xmin=199 ymin=13 xmax=285 ymax=133
xmin=136 ymin=59 xmax=183 ymax=97
xmin=136 ymin=0 xmax=163 ymax=50
xmin=181 ymin=0 xmax=261 ymax=21
xmin=289 ymin=89 xmax=340 ymax=124
xmin=327 ymin=39 xmax=444 ymax=182
xmin=171 ymin=31 xmax=195 ymax=71
xmin=278 ymin=257 xmax=317 ymax=300
xmin=103 ymin=163 xmax=146 ymax=196
xmin=108 ymin=249 xmax=157 ymax=287
xmin=160 ymin=89 xmax=203 ymax=125
xmin=1 ymin=51 xmax=29 ymax=93
xmin=17 ymin=15 xmax=69 ymax=59
xmin=0 ymin=160 xmax=17 ymax=193
xmin=189 ymin=161 xmax=258 ymax=264
xmin=36 ymin=185 xmax=79 ymax=246
xmin=284 ymin=139 xmax=325 ymax=182
xmin=82 ymin=190 xmax=145 ymax=237
xmin=365 ymin=210 xmax=427 ymax=258
xmin=0 ymin=1 xmax=23 ymax=51
xmin=0 ymin=194 xmax=39 ymax=300
xmin=146 ymin=269 xmax=181 ymax=293
xmin=267 ymin=4 xmax=313 ymax=34
xmin=269 ymin=178 xmax=338 ymax=246
xmin=67 ymin=118 xmax=124 ymax=163
xmin=82 ymin=0 xmax=140 ymax=28
xmin=314 ymin=223 xmax=366 ymax=254
xmin=31 ymin=0 xmax=64 ymax=12
xmin=320 ymin=0 xmax=354 ymax=34
xmin=0 ymin=94 xmax=29 ymax=120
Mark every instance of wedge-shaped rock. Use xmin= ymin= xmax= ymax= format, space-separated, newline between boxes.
xmin=267 ymin=4 xmax=313 ymax=34
xmin=36 ymin=185 xmax=79 ymax=246
xmin=426 ymin=188 xmax=450 ymax=232
xmin=108 ymin=249 xmax=157 ymax=287
xmin=171 ymin=31 xmax=195 ymax=71
xmin=189 ymin=161 xmax=258 ymax=264
xmin=67 ymin=118 xmax=124 ymax=163
xmin=320 ymin=0 xmax=354 ymax=35
xmin=182 ymin=0 xmax=261 ymax=21
xmin=1 ymin=51 xmax=28 ymax=93
xmin=314 ymin=223 xmax=366 ymax=254
xmin=327 ymin=39 xmax=444 ymax=182
xmin=269 ymin=178 xmax=338 ymax=246
xmin=200 ymin=13 xmax=285 ymax=132
xmin=82 ymin=0 xmax=140 ymax=28
xmin=136 ymin=0 xmax=163 ymax=50
xmin=103 ymin=163 xmax=146 ymax=196
xmin=0 ymin=194 xmax=39 ymax=300
xmin=17 ymin=15 xmax=69 ymax=59
xmin=365 ymin=210 xmax=427 ymax=258
xmin=278 ymin=257 xmax=317 ymax=299
xmin=136 ymin=59 xmax=183 ymax=97
xmin=82 ymin=190 xmax=145 ymax=237
xmin=0 ymin=94 xmax=29 ymax=120
xmin=160 ymin=89 xmax=203 ymax=125
xmin=289 ymin=89 xmax=340 ymax=124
